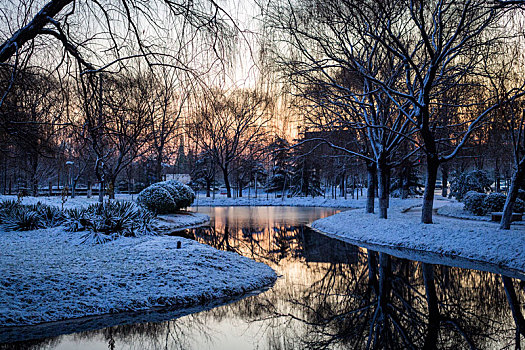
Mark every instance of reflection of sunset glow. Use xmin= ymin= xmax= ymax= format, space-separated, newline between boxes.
xmin=192 ymin=206 xmax=343 ymax=264
xmin=8 ymin=207 xmax=525 ymax=349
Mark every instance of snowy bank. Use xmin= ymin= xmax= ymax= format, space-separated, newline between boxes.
xmin=0 ymin=193 xmax=365 ymax=209
xmin=0 ymin=194 xmax=138 ymax=209
xmin=311 ymin=207 xmax=525 ymax=278
xmin=0 ymin=194 xmax=210 ymax=233
xmin=193 ymin=195 xmax=366 ymax=208
xmin=154 ymin=212 xmax=210 ymax=233
xmin=0 ymin=228 xmax=277 ymax=328
xmin=437 ymin=202 xmax=525 ymax=225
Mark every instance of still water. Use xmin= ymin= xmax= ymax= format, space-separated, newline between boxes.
xmin=2 ymin=206 xmax=525 ymax=349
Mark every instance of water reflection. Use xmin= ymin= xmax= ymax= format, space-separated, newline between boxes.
xmin=1 ymin=206 xmax=524 ymax=349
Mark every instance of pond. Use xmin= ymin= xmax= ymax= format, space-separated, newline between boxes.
xmin=2 ymin=206 xmax=524 ymax=349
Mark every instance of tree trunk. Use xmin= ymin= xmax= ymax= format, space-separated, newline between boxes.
xmin=377 ymin=253 xmax=391 ymax=313
xmin=495 ymin=159 xmax=501 ymax=193
xmin=253 ymin=173 xmax=258 ymax=198
xmin=500 ymin=156 xmax=525 ymax=230
xmin=282 ymin=174 xmax=287 ymax=201
xmin=98 ymin=180 xmax=105 ymax=203
xmin=31 ymin=178 xmax=38 ymax=197
xmin=351 ymin=175 xmax=355 ymax=199
xmin=238 ymin=179 xmax=243 ymax=197
xmin=340 ymin=172 xmax=345 ymax=197
xmin=222 ymin=167 xmax=231 ymax=198
xmin=441 ymin=163 xmax=449 ymax=198
xmin=422 ymin=156 xmax=440 ymax=224
xmin=30 ymin=155 xmax=39 ymax=197
xmin=422 ymin=263 xmax=439 ymax=349
xmin=502 ymin=275 xmax=525 ymax=340
xmin=206 ymin=178 xmax=211 ymax=197
xmin=155 ymin=155 xmax=163 ymax=183
xmin=377 ymin=162 xmax=390 ymax=219
xmin=367 ymin=250 xmax=378 ymax=293
xmin=71 ymin=180 xmax=77 ymax=198
xmin=401 ymin=164 xmax=409 ymax=199
xmin=87 ymin=181 xmax=92 ymax=198
xmin=107 ymin=177 xmax=116 ymax=199
xmin=374 ymin=169 xmax=379 ymax=198
xmin=366 ymin=163 xmax=376 ymax=214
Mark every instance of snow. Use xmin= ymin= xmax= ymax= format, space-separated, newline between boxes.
xmin=0 ymin=227 xmax=277 ymax=327
xmin=311 ymin=203 xmax=525 ymax=278
xmin=1 ymin=192 xmax=394 ymax=209
xmin=154 ymin=212 xmax=210 ymax=233
xmin=437 ymin=202 xmax=525 ymax=225
xmin=192 ymin=194 xmax=365 ymax=208
xmin=1 ymin=193 xmax=366 ymax=209
xmin=0 ymin=194 xmax=275 ymax=328
xmin=0 ymin=194 xmax=211 ymax=234
xmin=0 ymin=194 xmax=140 ymax=209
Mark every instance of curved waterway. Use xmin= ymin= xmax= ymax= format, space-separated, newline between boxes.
xmin=2 ymin=206 xmax=525 ymax=349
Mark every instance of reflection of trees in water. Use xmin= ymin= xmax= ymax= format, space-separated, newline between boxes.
xmin=0 ymin=337 xmax=59 ymax=350
xmin=192 ymin=223 xmax=306 ymax=265
xmin=6 ymin=217 xmax=525 ymax=350
xmin=66 ymin=313 xmax=214 ymax=350
xmin=261 ymin=249 xmax=525 ymax=349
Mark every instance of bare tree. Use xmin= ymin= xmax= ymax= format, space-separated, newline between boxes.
xmin=192 ymin=150 xmax=217 ymax=197
xmin=500 ymin=102 xmax=525 ymax=229
xmin=265 ymin=0 xmax=419 ymax=218
xmin=188 ymin=89 xmax=272 ymax=198
xmin=0 ymin=0 xmax=234 ymax=73
xmin=268 ymin=0 xmax=525 ymax=223
xmin=144 ymin=67 xmax=192 ymax=183
xmin=77 ymin=71 xmax=150 ymax=201
xmin=0 ymin=66 xmax=66 ymax=196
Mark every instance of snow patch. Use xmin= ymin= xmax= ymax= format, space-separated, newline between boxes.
xmin=0 ymin=227 xmax=276 ymax=327
xmin=438 ymin=202 xmax=525 ymax=225
xmin=311 ymin=206 xmax=525 ymax=276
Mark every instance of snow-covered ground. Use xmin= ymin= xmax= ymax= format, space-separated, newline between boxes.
xmin=437 ymin=202 xmax=525 ymax=225
xmin=0 ymin=228 xmax=277 ymax=327
xmin=311 ymin=204 xmax=525 ymax=278
xmin=0 ymin=194 xmax=211 ymax=233
xmin=0 ymin=194 xmax=277 ymax=328
xmin=193 ymin=194 xmax=367 ymax=208
xmin=1 ymin=193 xmax=366 ymax=208
xmin=154 ymin=213 xmax=210 ymax=233
xmin=0 ymin=194 xmax=139 ymax=209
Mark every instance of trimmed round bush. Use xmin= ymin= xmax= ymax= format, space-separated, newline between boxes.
xmin=463 ymin=191 xmax=488 ymax=216
xmin=482 ymin=192 xmax=507 ymax=213
xmin=137 ymin=185 xmax=177 ymax=214
xmin=450 ymin=170 xmax=492 ymax=201
xmin=165 ymin=180 xmax=195 ymax=208
xmin=150 ymin=182 xmax=181 ymax=201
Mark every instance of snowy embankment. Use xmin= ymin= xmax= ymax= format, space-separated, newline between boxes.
xmin=311 ymin=203 xmax=525 ymax=277
xmin=154 ymin=212 xmax=210 ymax=233
xmin=193 ymin=195 xmax=365 ymax=208
xmin=437 ymin=202 xmax=525 ymax=225
xmin=0 ymin=228 xmax=277 ymax=327
xmin=0 ymin=194 xmax=211 ymax=233
xmin=0 ymin=194 xmax=139 ymax=209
